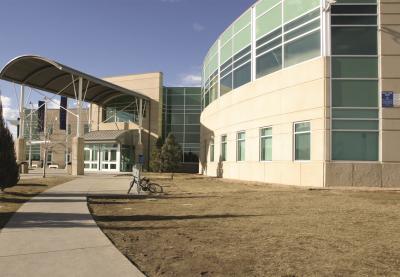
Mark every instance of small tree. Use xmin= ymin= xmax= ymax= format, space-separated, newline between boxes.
xmin=0 ymin=91 xmax=19 ymax=191
xmin=160 ymin=133 xmax=182 ymax=179
xmin=149 ymin=136 xmax=164 ymax=172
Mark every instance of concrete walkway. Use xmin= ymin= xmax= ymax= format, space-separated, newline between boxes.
xmin=0 ymin=175 xmax=145 ymax=277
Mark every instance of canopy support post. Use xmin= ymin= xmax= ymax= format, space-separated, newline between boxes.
xmin=72 ymin=77 xmax=84 ymax=176
xmin=15 ymin=85 xmax=27 ymax=173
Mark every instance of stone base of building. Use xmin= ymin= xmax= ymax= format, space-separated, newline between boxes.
xmin=200 ymin=161 xmax=400 ymax=188
xmin=72 ymin=137 xmax=84 ymax=176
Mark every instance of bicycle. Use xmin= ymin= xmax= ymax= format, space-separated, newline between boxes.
xmin=128 ymin=176 xmax=163 ymax=194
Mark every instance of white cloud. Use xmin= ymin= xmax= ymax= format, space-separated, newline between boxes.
xmin=1 ymin=95 xmax=19 ymax=137
xmin=47 ymin=99 xmax=61 ymax=109
xmin=179 ymin=74 xmax=202 ymax=86
xmin=193 ymin=23 xmax=205 ymax=32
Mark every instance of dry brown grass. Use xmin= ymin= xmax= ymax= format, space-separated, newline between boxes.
xmin=89 ymin=174 xmax=400 ymax=277
xmin=0 ymin=176 xmax=75 ymax=229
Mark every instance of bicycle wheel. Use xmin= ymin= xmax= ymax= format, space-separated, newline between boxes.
xmin=148 ymin=182 xmax=163 ymax=193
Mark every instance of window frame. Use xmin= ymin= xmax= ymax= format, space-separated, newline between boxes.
xmin=236 ymin=131 xmax=246 ymax=162
xmin=293 ymin=121 xmax=311 ymax=161
xmin=220 ymin=135 xmax=227 ymax=162
xmin=259 ymin=127 xmax=273 ymax=162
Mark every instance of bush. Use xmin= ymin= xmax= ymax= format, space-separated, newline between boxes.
xmin=0 ymin=92 xmax=19 ymax=190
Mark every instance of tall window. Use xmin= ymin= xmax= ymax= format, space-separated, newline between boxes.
xmin=331 ymin=1 xmax=379 ymax=161
xmin=294 ymin=122 xmax=311 ymax=161
xmin=237 ymin=131 xmax=246 ymax=161
xmin=221 ymin=135 xmax=227 ymax=161
xmin=210 ymin=139 xmax=215 ymax=162
xmin=260 ymin=127 xmax=272 ymax=161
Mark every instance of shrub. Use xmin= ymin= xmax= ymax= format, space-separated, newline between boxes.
xmin=0 ymin=92 xmax=19 ymax=190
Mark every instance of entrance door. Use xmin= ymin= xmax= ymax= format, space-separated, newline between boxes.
xmin=100 ymin=144 xmax=119 ymax=171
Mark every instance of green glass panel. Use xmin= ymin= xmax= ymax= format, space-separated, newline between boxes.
xmin=237 ymin=132 xmax=245 ymax=140
xmin=332 ymin=57 xmax=378 ymax=78
xmin=185 ymin=94 xmax=201 ymax=105
xmin=256 ymin=47 xmax=282 ymax=79
xmin=261 ymin=127 xmax=272 ymax=137
xmin=256 ymin=4 xmax=282 ymax=39
xmin=209 ymin=54 xmax=219 ymax=74
xmin=221 ymin=26 xmax=233 ymax=46
xmin=209 ymin=41 xmax=218 ymax=59
xmin=332 ymin=131 xmax=378 ymax=161
xmin=256 ymin=0 xmax=281 ymax=17
xmin=284 ymin=19 xmax=320 ymax=41
xmin=221 ymin=40 xmax=233 ymax=64
xmin=332 ymin=120 xmax=379 ymax=130
xmin=332 ymin=109 xmax=378 ymax=119
xmin=237 ymin=140 xmax=245 ymax=161
xmin=284 ymin=30 xmax=320 ymax=67
xmin=220 ymin=74 xmax=232 ymax=96
xmin=261 ymin=136 xmax=272 ymax=161
xmin=332 ymin=27 xmax=377 ymax=55
xmin=185 ymin=114 xmax=199 ymax=124
xmin=234 ymin=10 xmax=251 ymax=33
xmin=332 ymin=80 xmax=378 ymax=107
xmin=284 ymin=0 xmax=320 ymax=23
xmin=233 ymin=62 xmax=251 ymax=89
xmin=234 ymin=25 xmax=251 ymax=54
xmin=295 ymin=122 xmax=310 ymax=132
xmin=295 ymin=133 xmax=310 ymax=160
xmin=84 ymin=150 xmax=90 ymax=161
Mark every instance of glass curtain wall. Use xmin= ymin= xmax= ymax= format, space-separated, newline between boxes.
xmin=103 ymin=95 xmax=146 ymax=123
xmin=330 ymin=0 xmax=379 ymax=161
xmin=163 ymin=87 xmax=201 ymax=163
xmin=23 ymin=108 xmax=41 ymax=161
xmin=202 ymin=0 xmax=322 ymax=110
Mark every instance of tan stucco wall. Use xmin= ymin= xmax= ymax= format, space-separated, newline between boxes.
xmin=200 ymin=57 xmax=328 ymax=187
xmin=89 ymin=72 xmax=163 ymax=168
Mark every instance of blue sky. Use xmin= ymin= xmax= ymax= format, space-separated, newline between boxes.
xmin=0 ymin=0 xmax=255 ymax=133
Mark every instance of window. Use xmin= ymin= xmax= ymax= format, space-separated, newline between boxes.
xmin=260 ymin=127 xmax=272 ymax=161
xmin=294 ymin=122 xmax=311 ymax=161
xmin=221 ymin=135 xmax=227 ymax=161
xmin=331 ymin=2 xmax=379 ymax=161
xmin=84 ymin=124 xmax=90 ymax=134
xmin=237 ymin=131 xmax=246 ymax=161
xmin=210 ymin=139 xmax=215 ymax=162
xmin=284 ymin=30 xmax=320 ymax=67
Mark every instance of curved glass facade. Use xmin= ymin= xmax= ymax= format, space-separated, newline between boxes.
xmin=202 ymin=0 xmax=322 ymax=109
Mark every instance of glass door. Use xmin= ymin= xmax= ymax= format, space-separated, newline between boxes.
xmin=100 ymin=144 xmax=119 ymax=171
xmin=84 ymin=145 xmax=99 ymax=171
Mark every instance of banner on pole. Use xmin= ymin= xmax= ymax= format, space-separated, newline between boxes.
xmin=38 ymin=101 xmax=45 ymax=132
xmin=59 ymin=96 xmax=67 ymax=130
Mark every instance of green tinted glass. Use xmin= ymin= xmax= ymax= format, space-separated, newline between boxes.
xmin=332 ymin=27 xmax=377 ymax=55
xmin=332 ymin=80 xmax=378 ymax=107
xmin=256 ymin=48 xmax=282 ymax=79
xmin=332 ymin=109 xmax=378 ymax=119
xmin=220 ymin=74 xmax=233 ymax=96
xmin=221 ymin=40 xmax=233 ymax=64
xmin=295 ymin=133 xmax=310 ymax=160
xmin=332 ymin=120 xmax=378 ymax=130
xmin=256 ymin=4 xmax=282 ymax=39
xmin=233 ymin=25 xmax=251 ymax=53
xmin=234 ymin=10 xmax=251 ymax=33
xmin=221 ymin=26 xmax=233 ymax=46
xmin=332 ymin=57 xmax=378 ymax=78
xmin=261 ymin=127 xmax=272 ymax=137
xmin=261 ymin=136 xmax=272 ymax=161
xmin=284 ymin=0 xmax=320 ymax=23
xmin=284 ymin=30 xmax=320 ymax=67
xmin=295 ymin=122 xmax=310 ymax=132
xmin=256 ymin=0 xmax=281 ymax=17
xmin=332 ymin=131 xmax=378 ymax=161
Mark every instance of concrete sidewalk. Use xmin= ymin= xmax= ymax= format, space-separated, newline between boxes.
xmin=0 ymin=175 xmax=145 ymax=277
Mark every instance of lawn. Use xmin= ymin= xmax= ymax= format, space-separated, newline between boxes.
xmin=88 ymin=174 xmax=400 ymax=277
xmin=0 ymin=176 xmax=75 ymax=229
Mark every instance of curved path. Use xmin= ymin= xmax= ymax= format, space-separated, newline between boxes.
xmin=0 ymin=174 xmax=144 ymax=277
